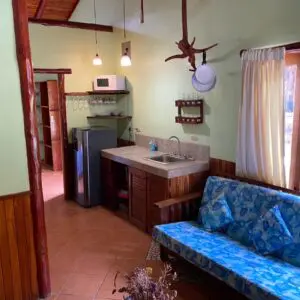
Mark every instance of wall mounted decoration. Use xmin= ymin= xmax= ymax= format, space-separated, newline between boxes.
xmin=165 ymin=0 xmax=218 ymax=72
xmin=175 ymin=99 xmax=204 ymax=124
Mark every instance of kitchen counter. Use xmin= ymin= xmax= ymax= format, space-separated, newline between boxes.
xmin=101 ymin=146 xmax=209 ymax=178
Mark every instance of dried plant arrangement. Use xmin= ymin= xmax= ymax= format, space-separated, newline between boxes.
xmin=113 ymin=264 xmax=178 ymax=300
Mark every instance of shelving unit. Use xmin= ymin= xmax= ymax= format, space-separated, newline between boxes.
xmin=175 ymin=99 xmax=204 ymax=124
xmin=87 ymin=115 xmax=132 ymax=120
xmin=36 ymin=80 xmax=62 ymax=171
xmin=65 ymin=90 xmax=130 ymax=96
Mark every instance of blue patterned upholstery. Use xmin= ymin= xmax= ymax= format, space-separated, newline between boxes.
xmin=251 ymin=205 xmax=293 ymax=255
xmin=202 ymin=176 xmax=300 ymax=267
xmin=153 ymin=222 xmax=300 ymax=300
xmin=153 ymin=176 xmax=300 ymax=300
xmin=200 ymin=193 xmax=234 ymax=231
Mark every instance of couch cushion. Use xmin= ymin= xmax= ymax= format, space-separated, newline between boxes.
xmin=202 ymin=176 xmax=300 ymax=267
xmin=199 ymin=193 xmax=234 ymax=232
xmin=153 ymin=221 xmax=300 ymax=300
xmin=251 ymin=205 xmax=293 ymax=255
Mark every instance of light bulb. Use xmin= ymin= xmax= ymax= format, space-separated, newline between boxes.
xmin=121 ymin=54 xmax=132 ymax=67
xmin=93 ymin=54 xmax=102 ymax=66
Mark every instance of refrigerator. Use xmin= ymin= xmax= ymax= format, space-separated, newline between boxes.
xmin=72 ymin=126 xmax=117 ymax=208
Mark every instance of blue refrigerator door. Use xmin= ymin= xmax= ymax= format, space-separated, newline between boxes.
xmin=85 ymin=127 xmax=117 ymax=207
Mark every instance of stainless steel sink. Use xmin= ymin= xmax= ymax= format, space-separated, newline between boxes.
xmin=145 ymin=154 xmax=192 ymax=165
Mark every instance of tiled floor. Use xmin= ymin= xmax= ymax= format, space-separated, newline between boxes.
xmin=45 ymin=197 xmax=246 ymax=300
xmin=42 ymin=168 xmax=64 ymax=202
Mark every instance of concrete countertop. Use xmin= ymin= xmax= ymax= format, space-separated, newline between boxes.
xmin=101 ymin=146 xmax=209 ymax=179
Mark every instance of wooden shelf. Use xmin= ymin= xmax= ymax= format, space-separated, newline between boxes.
xmin=87 ymin=115 xmax=132 ymax=120
xmin=175 ymin=116 xmax=203 ymax=124
xmin=176 ymin=99 xmax=203 ymax=107
xmin=175 ymin=99 xmax=204 ymax=125
xmin=45 ymin=144 xmax=52 ymax=149
xmin=65 ymin=90 xmax=130 ymax=96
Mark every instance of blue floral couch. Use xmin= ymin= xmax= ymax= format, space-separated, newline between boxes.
xmin=153 ymin=176 xmax=300 ymax=300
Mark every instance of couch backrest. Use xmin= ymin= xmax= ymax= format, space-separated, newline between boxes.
xmin=202 ymin=176 xmax=300 ymax=267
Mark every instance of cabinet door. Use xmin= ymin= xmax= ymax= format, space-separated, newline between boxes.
xmin=147 ymin=174 xmax=168 ymax=233
xmin=52 ymin=140 xmax=62 ymax=171
xmin=49 ymin=110 xmax=61 ymax=141
xmin=129 ymin=168 xmax=147 ymax=231
xmin=101 ymin=158 xmax=118 ymax=210
xmin=47 ymin=81 xmax=59 ymax=110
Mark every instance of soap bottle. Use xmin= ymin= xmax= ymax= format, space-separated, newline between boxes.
xmin=149 ymin=140 xmax=157 ymax=152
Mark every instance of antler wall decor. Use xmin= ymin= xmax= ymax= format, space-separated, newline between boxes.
xmin=165 ymin=0 xmax=218 ymax=71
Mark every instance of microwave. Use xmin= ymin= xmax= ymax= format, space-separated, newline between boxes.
xmin=93 ymin=75 xmax=126 ymax=91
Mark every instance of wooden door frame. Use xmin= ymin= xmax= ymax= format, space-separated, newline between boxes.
xmin=34 ymin=68 xmax=72 ymax=202
xmin=12 ymin=1 xmax=71 ymax=297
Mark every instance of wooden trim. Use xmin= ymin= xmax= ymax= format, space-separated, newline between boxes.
xmin=58 ymin=74 xmax=70 ymax=200
xmin=67 ymin=0 xmax=80 ymax=20
xmin=34 ymin=68 xmax=72 ymax=74
xmin=65 ymin=92 xmax=88 ymax=96
xmin=29 ymin=18 xmax=114 ymax=33
xmin=34 ymin=0 xmax=47 ymax=19
xmin=12 ymin=0 xmax=51 ymax=297
xmin=240 ymin=41 xmax=300 ymax=56
xmin=210 ymin=157 xmax=300 ymax=195
xmin=286 ymin=53 xmax=300 ymax=190
xmin=0 ymin=191 xmax=30 ymax=201
xmin=155 ymin=191 xmax=203 ymax=209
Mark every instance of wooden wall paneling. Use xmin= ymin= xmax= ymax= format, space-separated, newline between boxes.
xmin=0 ymin=254 xmax=4 ymax=300
xmin=209 ymin=158 xmax=236 ymax=178
xmin=4 ymin=197 xmax=23 ymax=300
xmin=0 ymin=201 xmax=13 ymax=299
xmin=12 ymin=0 xmax=50 ymax=296
xmin=22 ymin=194 xmax=38 ymax=297
xmin=13 ymin=195 xmax=31 ymax=299
xmin=0 ymin=194 xmax=38 ymax=300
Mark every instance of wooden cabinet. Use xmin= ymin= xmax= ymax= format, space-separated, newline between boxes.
xmin=129 ymin=168 xmax=147 ymax=231
xmin=102 ymin=159 xmax=208 ymax=233
xmin=36 ymin=80 xmax=62 ymax=171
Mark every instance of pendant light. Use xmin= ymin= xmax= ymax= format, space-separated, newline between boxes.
xmin=121 ymin=0 xmax=132 ymax=67
xmin=93 ymin=0 xmax=102 ymax=66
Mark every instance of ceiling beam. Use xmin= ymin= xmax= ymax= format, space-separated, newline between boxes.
xmin=35 ymin=0 xmax=47 ymax=19
xmin=28 ymin=18 xmax=113 ymax=32
xmin=67 ymin=0 xmax=80 ymax=20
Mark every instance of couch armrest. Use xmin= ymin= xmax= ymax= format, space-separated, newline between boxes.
xmin=154 ymin=191 xmax=202 ymax=225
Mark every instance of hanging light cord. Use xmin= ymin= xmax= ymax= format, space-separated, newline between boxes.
xmin=123 ymin=0 xmax=126 ymax=39
xmin=94 ymin=0 xmax=98 ymax=53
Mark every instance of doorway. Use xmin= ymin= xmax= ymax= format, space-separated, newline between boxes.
xmin=35 ymin=73 xmax=64 ymax=201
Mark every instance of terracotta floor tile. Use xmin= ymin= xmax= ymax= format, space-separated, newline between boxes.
xmin=50 ymin=270 xmax=70 ymax=294
xmin=55 ymin=294 xmax=92 ymax=300
xmin=61 ymin=273 xmax=103 ymax=297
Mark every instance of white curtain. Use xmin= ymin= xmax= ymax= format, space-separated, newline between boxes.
xmin=236 ymin=48 xmax=286 ymax=187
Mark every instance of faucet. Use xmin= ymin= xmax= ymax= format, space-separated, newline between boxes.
xmin=168 ymin=136 xmax=181 ymax=156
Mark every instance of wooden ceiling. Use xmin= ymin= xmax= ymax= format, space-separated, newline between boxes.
xmin=27 ymin=0 xmax=80 ymax=20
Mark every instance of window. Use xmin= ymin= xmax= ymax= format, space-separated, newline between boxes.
xmin=284 ymin=64 xmax=297 ymax=185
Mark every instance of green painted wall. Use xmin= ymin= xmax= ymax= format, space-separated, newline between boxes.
xmin=0 ymin=0 xmax=29 ymax=195
xmin=114 ymin=0 xmax=300 ymax=161
xmin=29 ymin=24 xmax=119 ymax=132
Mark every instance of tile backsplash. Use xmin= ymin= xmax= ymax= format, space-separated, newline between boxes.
xmin=135 ymin=134 xmax=210 ymax=161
